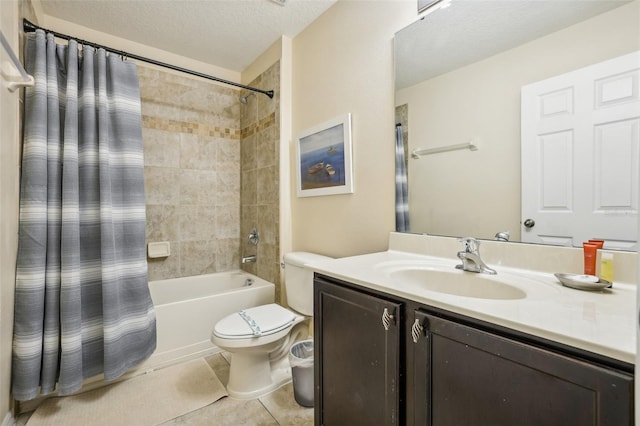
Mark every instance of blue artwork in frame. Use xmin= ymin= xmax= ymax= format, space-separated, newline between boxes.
xmin=295 ymin=113 xmax=353 ymax=197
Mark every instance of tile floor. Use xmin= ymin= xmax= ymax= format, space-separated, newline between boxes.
xmin=17 ymin=353 xmax=314 ymax=426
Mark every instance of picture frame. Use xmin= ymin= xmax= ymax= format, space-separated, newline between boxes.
xmin=295 ymin=113 xmax=353 ymax=198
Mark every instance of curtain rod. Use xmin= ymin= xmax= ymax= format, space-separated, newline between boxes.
xmin=23 ymin=19 xmax=274 ymax=99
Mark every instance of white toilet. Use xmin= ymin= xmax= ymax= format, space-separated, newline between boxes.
xmin=211 ymin=252 xmax=331 ymax=399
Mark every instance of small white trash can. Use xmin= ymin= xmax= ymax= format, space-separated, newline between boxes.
xmin=289 ymin=339 xmax=314 ymax=407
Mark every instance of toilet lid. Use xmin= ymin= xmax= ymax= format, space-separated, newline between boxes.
xmin=214 ymin=303 xmax=297 ymax=339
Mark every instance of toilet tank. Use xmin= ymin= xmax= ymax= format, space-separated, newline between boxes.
xmin=284 ymin=252 xmax=332 ymax=316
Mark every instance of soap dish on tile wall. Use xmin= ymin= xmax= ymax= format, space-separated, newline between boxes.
xmin=554 ymin=273 xmax=612 ymax=291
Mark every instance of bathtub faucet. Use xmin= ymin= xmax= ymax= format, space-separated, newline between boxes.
xmin=241 ymin=255 xmax=257 ymax=264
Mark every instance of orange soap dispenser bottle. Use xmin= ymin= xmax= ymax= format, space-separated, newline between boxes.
xmin=582 ymin=242 xmax=598 ymax=276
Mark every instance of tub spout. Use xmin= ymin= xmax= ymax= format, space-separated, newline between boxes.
xmin=241 ymin=255 xmax=257 ymax=264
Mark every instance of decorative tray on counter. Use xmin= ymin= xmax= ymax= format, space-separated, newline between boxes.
xmin=554 ymin=273 xmax=612 ymax=291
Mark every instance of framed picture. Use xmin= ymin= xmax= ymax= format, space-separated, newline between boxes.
xmin=295 ymin=113 xmax=353 ymax=198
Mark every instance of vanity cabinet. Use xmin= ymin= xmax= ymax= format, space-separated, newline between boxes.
xmin=314 ymin=274 xmax=634 ymax=426
xmin=411 ymin=310 xmax=634 ymax=425
xmin=314 ymin=276 xmax=403 ymax=426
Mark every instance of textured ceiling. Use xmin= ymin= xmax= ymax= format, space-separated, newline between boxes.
xmin=395 ymin=0 xmax=632 ymax=90
xmin=38 ymin=0 xmax=337 ymax=72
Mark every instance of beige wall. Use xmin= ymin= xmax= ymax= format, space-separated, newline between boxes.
xmin=396 ymin=2 xmax=640 ymax=241
xmin=291 ymin=0 xmax=415 ymax=258
xmin=0 ymin=0 xmax=20 ymax=420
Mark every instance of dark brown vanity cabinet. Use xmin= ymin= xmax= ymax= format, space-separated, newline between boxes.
xmin=314 ymin=276 xmax=403 ymax=426
xmin=314 ymin=274 xmax=634 ymax=426
xmin=411 ymin=310 xmax=634 ymax=425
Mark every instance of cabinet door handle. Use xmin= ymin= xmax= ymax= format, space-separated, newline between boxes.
xmin=411 ymin=318 xmax=424 ymax=343
xmin=382 ymin=308 xmax=395 ymax=330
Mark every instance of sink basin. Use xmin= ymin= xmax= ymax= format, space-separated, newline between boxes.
xmin=373 ymin=258 xmax=455 ymax=272
xmin=387 ymin=268 xmax=527 ymax=300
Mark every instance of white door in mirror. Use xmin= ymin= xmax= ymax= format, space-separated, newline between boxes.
xmin=521 ymin=51 xmax=640 ymax=251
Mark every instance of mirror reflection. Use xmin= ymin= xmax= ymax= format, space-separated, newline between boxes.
xmin=395 ymin=0 xmax=640 ymax=251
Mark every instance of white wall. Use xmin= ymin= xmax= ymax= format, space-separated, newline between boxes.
xmin=396 ymin=2 xmax=640 ymax=241
xmin=0 ymin=0 xmax=21 ymax=422
xmin=291 ymin=0 xmax=416 ymax=257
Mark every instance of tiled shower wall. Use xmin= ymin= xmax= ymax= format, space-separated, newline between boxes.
xmin=239 ymin=61 xmax=282 ymax=302
xmin=139 ymin=61 xmax=282 ymax=303
xmin=139 ymin=66 xmax=242 ymax=281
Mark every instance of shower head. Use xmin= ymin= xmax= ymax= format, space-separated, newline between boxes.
xmin=239 ymin=92 xmax=256 ymax=104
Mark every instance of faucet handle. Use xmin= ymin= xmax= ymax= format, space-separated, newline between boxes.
xmin=458 ymin=237 xmax=480 ymax=254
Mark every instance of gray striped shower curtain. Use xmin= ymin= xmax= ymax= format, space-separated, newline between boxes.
xmin=395 ymin=124 xmax=410 ymax=232
xmin=12 ymin=30 xmax=156 ymax=401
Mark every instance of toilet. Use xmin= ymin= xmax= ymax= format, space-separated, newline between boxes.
xmin=211 ymin=252 xmax=331 ymax=399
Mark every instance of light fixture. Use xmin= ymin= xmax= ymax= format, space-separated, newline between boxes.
xmin=269 ymin=0 xmax=286 ymax=6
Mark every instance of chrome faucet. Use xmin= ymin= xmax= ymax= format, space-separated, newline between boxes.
xmin=494 ymin=230 xmax=510 ymax=242
xmin=456 ymin=237 xmax=496 ymax=275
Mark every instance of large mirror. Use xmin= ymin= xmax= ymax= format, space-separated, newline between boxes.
xmin=395 ymin=0 xmax=640 ymax=251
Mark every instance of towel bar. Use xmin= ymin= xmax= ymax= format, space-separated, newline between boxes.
xmin=1 ymin=30 xmax=34 ymax=93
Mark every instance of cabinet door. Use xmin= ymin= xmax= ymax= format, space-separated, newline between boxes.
xmin=315 ymin=278 xmax=402 ymax=426
xmin=412 ymin=311 xmax=633 ymax=426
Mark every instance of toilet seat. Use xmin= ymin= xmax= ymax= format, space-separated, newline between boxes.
xmin=213 ymin=303 xmax=296 ymax=339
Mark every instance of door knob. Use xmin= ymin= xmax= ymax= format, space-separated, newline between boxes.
xmin=523 ymin=218 xmax=535 ymax=229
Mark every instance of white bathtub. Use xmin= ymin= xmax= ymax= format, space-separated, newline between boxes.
xmin=143 ymin=270 xmax=275 ymax=369
xmin=19 ymin=270 xmax=275 ymax=412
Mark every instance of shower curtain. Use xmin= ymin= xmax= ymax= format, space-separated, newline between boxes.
xmin=12 ymin=30 xmax=156 ymax=401
xmin=395 ymin=124 xmax=410 ymax=232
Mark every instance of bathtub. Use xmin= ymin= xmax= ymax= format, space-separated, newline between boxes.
xmin=18 ymin=270 xmax=274 ymax=412
xmin=143 ymin=270 xmax=275 ymax=369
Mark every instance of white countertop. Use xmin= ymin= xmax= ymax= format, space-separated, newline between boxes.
xmin=309 ymin=249 xmax=636 ymax=364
